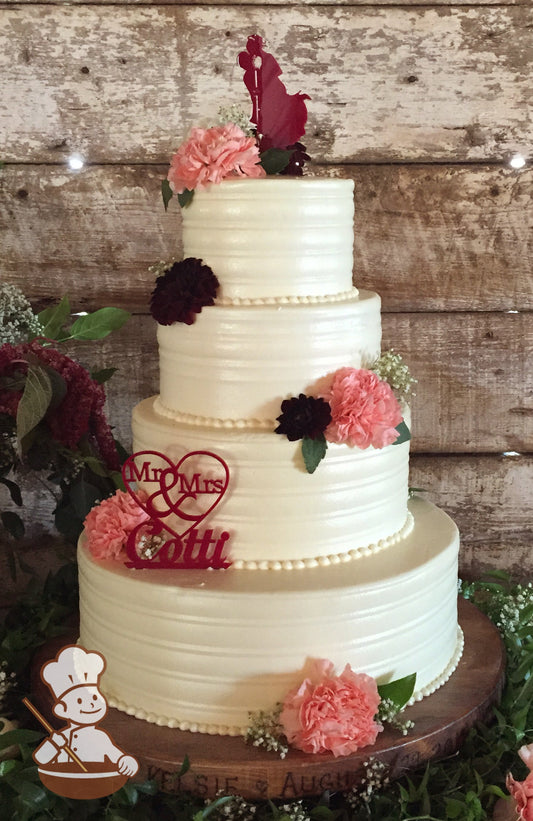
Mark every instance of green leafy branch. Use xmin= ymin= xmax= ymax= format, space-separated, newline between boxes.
xmin=37 ymin=295 xmax=130 ymax=344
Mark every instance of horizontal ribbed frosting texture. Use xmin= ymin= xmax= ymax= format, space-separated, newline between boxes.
xmin=181 ymin=177 xmax=355 ymax=301
xmin=78 ymin=499 xmax=461 ymax=735
xmin=157 ymin=291 xmax=381 ymax=422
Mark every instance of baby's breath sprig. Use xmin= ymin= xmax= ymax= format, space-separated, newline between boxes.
xmin=217 ymin=104 xmax=254 ymax=136
xmin=377 ymin=697 xmax=415 ymax=736
xmin=372 ymin=349 xmax=417 ymax=403
xmin=276 ymin=800 xmax=311 ymax=820
xmin=0 ymin=660 xmax=16 ymax=709
xmin=460 ymin=576 xmax=533 ymax=640
xmin=148 ymin=258 xmax=179 ymax=279
xmin=345 ymin=757 xmax=391 ymax=808
xmin=210 ymin=790 xmax=257 ymax=819
xmin=245 ymin=703 xmax=289 ymax=758
xmin=0 ymin=283 xmax=43 ymax=345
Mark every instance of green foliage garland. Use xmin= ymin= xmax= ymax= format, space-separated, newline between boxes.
xmin=0 ymin=570 xmax=528 ymax=819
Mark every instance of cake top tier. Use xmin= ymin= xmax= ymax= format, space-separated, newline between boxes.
xmin=181 ymin=177 xmax=355 ymax=302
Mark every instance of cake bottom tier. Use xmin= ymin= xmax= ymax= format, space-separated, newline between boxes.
xmin=78 ymin=497 xmax=461 ymax=737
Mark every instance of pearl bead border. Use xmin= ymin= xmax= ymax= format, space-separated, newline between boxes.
xmin=214 ymin=287 xmax=359 ymax=307
xmin=104 ymin=625 xmax=465 ymax=737
xmin=231 ymin=512 xmax=414 ymax=570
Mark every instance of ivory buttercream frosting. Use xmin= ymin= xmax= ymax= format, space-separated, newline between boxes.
xmin=78 ymin=175 xmax=461 ymax=742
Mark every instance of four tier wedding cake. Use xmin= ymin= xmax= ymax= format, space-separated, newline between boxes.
xmin=78 ymin=35 xmax=462 ymax=755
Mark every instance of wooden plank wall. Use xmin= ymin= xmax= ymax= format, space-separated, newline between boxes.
xmin=0 ymin=1 xmax=532 ymax=602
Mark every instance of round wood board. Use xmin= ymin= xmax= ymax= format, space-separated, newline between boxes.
xmin=30 ymin=598 xmax=504 ymax=801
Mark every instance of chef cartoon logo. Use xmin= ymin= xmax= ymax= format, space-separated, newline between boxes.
xmin=25 ymin=645 xmax=139 ymax=799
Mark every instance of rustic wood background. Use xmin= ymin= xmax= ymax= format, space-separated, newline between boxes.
xmin=1 ymin=2 xmax=532 ymax=602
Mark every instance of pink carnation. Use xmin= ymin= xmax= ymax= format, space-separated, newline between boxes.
xmin=84 ymin=490 xmax=150 ymax=561
xmin=507 ymin=773 xmax=533 ymax=821
xmin=167 ymin=123 xmax=266 ymax=193
xmin=319 ymin=367 xmax=402 ymax=449
xmin=280 ymin=659 xmax=382 ymax=757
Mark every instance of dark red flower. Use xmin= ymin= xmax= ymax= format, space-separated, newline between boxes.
xmin=150 ymin=258 xmax=219 ymax=326
xmin=280 ymin=142 xmax=311 ymax=177
xmin=275 ymin=394 xmax=332 ymax=441
xmin=0 ymin=341 xmax=119 ymax=470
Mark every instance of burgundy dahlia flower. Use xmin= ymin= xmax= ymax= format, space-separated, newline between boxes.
xmin=150 ymin=258 xmax=219 ymax=325
xmin=275 ymin=394 xmax=332 ymax=442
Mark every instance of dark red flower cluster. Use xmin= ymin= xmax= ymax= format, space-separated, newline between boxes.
xmin=0 ymin=341 xmax=119 ymax=470
xmin=150 ymin=258 xmax=219 ymax=326
xmin=280 ymin=143 xmax=311 ymax=177
xmin=275 ymin=394 xmax=332 ymax=441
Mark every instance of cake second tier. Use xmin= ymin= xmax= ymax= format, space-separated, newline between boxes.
xmin=132 ymin=395 xmax=411 ymax=568
xmin=157 ymin=290 xmax=381 ymax=423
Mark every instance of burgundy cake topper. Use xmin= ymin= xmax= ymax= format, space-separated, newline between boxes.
xmin=122 ymin=450 xmax=232 ymax=569
xmin=238 ymin=34 xmax=310 ymax=152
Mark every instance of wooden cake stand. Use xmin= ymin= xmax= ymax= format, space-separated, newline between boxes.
xmin=30 ymin=598 xmax=504 ymax=801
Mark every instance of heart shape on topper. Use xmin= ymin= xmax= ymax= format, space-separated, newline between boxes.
xmin=122 ymin=450 xmax=230 ymax=540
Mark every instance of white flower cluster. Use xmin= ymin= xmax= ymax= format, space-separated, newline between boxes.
xmin=495 ymin=582 xmax=533 ymax=634
xmin=0 ymin=429 xmax=17 ymax=473
xmin=0 ymin=661 xmax=16 ymax=708
xmin=217 ymin=105 xmax=254 ymax=136
xmin=214 ymin=793 xmax=257 ymax=819
xmin=372 ymin=349 xmax=417 ymax=402
xmin=277 ymin=800 xmax=311 ymax=821
xmin=378 ymin=697 xmax=415 ymax=736
xmin=148 ymin=259 xmax=178 ymax=279
xmin=245 ymin=705 xmax=289 ymax=759
xmin=345 ymin=757 xmax=390 ymax=808
xmin=0 ymin=283 xmax=43 ymax=345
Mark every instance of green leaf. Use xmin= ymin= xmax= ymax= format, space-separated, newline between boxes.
xmin=178 ymin=753 xmax=190 ymax=776
xmin=302 ymin=434 xmax=327 ymax=474
xmin=70 ymin=476 xmax=103 ymax=520
xmin=91 ymin=366 xmax=117 ymax=384
xmin=178 ymin=188 xmax=194 ymax=208
xmin=194 ymin=796 xmax=232 ymax=819
xmin=162 ymin=178 xmax=173 ymax=210
xmin=1 ymin=511 xmax=25 ymax=540
xmin=393 ymin=419 xmax=411 ymax=445
xmin=12 ymin=777 xmax=49 ymax=808
xmin=0 ymin=759 xmax=17 ymax=776
xmin=68 ymin=307 xmax=130 ymax=341
xmin=0 ymin=477 xmax=23 ymax=505
xmin=53 ymin=476 xmax=103 ymax=542
xmin=4 ymin=542 xmax=17 ymax=579
xmin=310 ymin=806 xmax=335 ymax=819
xmin=43 ymin=365 xmax=67 ymax=411
xmin=0 ymin=372 xmax=28 ymax=392
xmin=378 ymin=673 xmax=417 ymax=709
xmin=79 ymin=455 xmax=110 ymax=478
xmin=260 ymin=147 xmax=293 ymax=175
xmin=120 ymin=781 xmax=139 ymax=805
xmin=444 ymin=797 xmax=468 ymax=818
xmin=134 ymin=779 xmax=159 ymax=795
xmin=0 ymin=728 xmax=43 ymax=751
xmin=16 ymin=364 xmax=53 ymax=443
xmin=37 ymin=295 xmax=71 ymax=340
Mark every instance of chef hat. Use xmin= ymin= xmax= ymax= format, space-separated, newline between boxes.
xmin=41 ymin=645 xmax=106 ymax=700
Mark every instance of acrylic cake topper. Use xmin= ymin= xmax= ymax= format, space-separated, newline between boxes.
xmin=122 ymin=450 xmax=232 ymax=569
xmin=238 ymin=34 xmax=310 ymax=152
